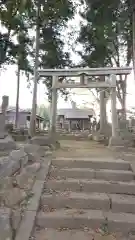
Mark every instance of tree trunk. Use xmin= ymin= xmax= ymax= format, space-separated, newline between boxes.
xmin=116 ymin=75 xmax=127 ymax=120
xmin=29 ymin=0 xmax=40 ymax=137
xmin=121 ymin=80 xmax=126 ymax=120
xmin=133 ymin=9 xmax=135 ymax=79
xmin=15 ymin=64 xmax=20 ymax=128
xmin=122 ymin=76 xmax=127 ymax=120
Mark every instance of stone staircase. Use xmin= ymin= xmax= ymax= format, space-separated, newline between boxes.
xmin=36 ymin=157 xmax=135 ymax=238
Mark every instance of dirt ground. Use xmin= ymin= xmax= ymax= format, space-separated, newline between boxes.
xmin=52 ymin=140 xmax=113 ymax=159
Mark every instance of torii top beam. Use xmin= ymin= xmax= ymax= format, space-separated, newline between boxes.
xmin=38 ymin=67 xmax=132 ymax=77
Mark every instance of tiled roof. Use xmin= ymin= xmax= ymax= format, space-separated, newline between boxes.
xmin=0 ymin=107 xmax=44 ymax=120
xmin=0 ymin=106 xmax=31 ymax=113
xmin=57 ymin=108 xmax=94 ymax=119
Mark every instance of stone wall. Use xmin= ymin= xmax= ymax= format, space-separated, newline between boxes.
xmin=0 ymin=144 xmax=51 ymax=240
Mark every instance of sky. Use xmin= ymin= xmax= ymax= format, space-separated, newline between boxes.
xmin=0 ymin=10 xmax=135 ymax=114
xmin=0 ymin=65 xmax=134 ymax=114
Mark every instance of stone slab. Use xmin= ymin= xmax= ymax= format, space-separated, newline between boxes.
xmin=46 ymin=179 xmax=135 ymax=195
xmin=95 ymin=169 xmax=134 ymax=182
xmin=121 ymin=153 xmax=135 ymax=161
xmin=109 ymin=194 xmax=135 ymax=214
xmin=52 ymin=158 xmax=130 ymax=170
xmin=36 ymin=209 xmax=104 ymax=229
xmin=15 ymin=210 xmax=36 ymax=240
xmin=27 ymin=180 xmax=44 ymax=211
xmin=104 ymin=211 xmax=135 ymax=233
xmin=36 ymin=159 xmax=51 ymax=181
xmin=36 ymin=209 xmax=135 ymax=233
xmin=11 ymin=208 xmax=22 ymax=231
xmin=33 ymin=229 xmax=124 ymax=240
xmin=50 ymin=168 xmax=134 ymax=181
xmin=41 ymin=192 xmax=110 ymax=210
xmin=0 ymin=157 xmax=21 ymax=177
xmin=15 ymin=157 xmax=51 ymax=240
xmin=0 ymin=207 xmax=12 ymax=240
xmin=109 ymin=136 xmax=132 ymax=147
xmin=10 ymin=147 xmax=27 ymax=161
xmin=50 ymin=167 xmax=95 ymax=179
xmin=3 ymin=188 xmax=26 ymax=207
xmin=15 ymin=169 xmax=34 ymax=190
xmin=29 ymin=136 xmax=58 ymax=147
xmin=130 ymin=163 xmax=135 ymax=174
xmin=0 ymin=135 xmax=16 ymax=151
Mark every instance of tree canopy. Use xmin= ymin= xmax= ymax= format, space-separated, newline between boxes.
xmin=0 ymin=0 xmax=135 ymax=108
xmin=0 ymin=0 xmax=74 ymax=95
xmin=77 ymin=0 xmax=133 ymax=111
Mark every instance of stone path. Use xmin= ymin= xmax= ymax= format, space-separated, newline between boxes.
xmin=15 ymin=140 xmax=135 ymax=240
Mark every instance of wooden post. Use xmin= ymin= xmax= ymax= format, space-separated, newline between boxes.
xmin=50 ymin=76 xmax=58 ymax=135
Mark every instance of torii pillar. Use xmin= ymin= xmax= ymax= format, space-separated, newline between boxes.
xmin=50 ymin=76 xmax=58 ymax=137
xmin=99 ymin=90 xmax=106 ymax=134
xmin=109 ymin=74 xmax=123 ymax=146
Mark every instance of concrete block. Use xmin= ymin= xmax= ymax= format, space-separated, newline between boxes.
xmin=36 ymin=209 xmax=105 ymax=229
xmin=50 ymin=168 xmax=95 ymax=179
xmin=130 ymin=163 xmax=135 ymax=174
xmin=121 ymin=153 xmax=135 ymax=161
xmin=109 ymin=136 xmax=132 ymax=147
xmin=36 ymin=159 xmax=51 ymax=181
xmin=15 ymin=211 xmax=36 ymax=240
xmin=104 ymin=211 xmax=135 ymax=233
xmin=27 ymin=180 xmax=44 ymax=211
xmin=33 ymin=229 xmax=119 ymax=240
xmin=95 ymin=169 xmax=134 ymax=182
xmin=36 ymin=209 xmax=135 ymax=234
xmin=41 ymin=192 xmax=110 ymax=210
xmin=109 ymin=194 xmax=135 ymax=213
xmin=46 ymin=179 xmax=81 ymax=192
xmin=52 ymin=158 xmax=130 ymax=170
xmin=46 ymin=179 xmax=135 ymax=195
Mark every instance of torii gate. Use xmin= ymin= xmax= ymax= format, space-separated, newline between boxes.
xmin=38 ymin=67 xmax=132 ymax=144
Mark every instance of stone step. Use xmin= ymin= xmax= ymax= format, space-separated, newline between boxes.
xmin=41 ymin=192 xmax=110 ymax=211
xmin=33 ymin=229 xmax=124 ymax=240
xmin=52 ymin=158 xmax=130 ymax=170
xmin=36 ymin=209 xmax=135 ymax=233
xmin=50 ymin=167 xmax=134 ymax=182
xmin=41 ymin=192 xmax=135 ymax=214
xmin=46 ymin=179 xmax=135 ymax=195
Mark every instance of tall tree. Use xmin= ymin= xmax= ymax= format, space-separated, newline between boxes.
xmin=0 ymin=0 xmax=74 ymax=135
xmin=77 ymin=0 xmax=132 ymax=116
xmin=14 ymin=31 xmax=33 ymax=127
xmin=30 ymin=0 xmax=74 ymax=136
xmin=0 ymin=0 xmax=33 ymax=67
xmin=39 ymin=0 xmax=74 ymax=98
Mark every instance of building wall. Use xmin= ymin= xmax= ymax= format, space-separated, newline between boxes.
xmin=56 ymin=115 xmax=90 ymax=131
xmin=6 ymin=112 xmax=44 ymax=129
xmin=6 ymin=112 xmax=28 ymax=128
